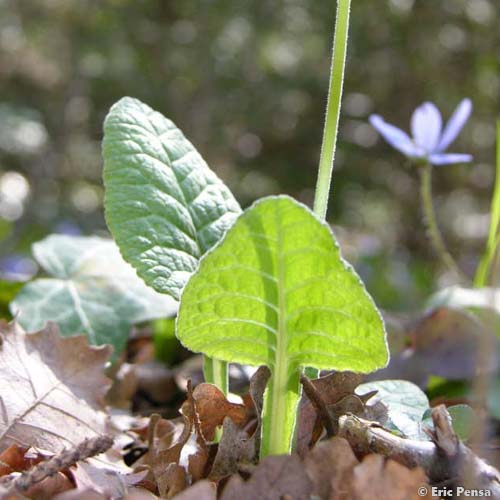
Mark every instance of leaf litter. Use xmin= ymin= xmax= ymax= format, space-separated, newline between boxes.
xmin=0 ymin=321 xmax=497 ymax=499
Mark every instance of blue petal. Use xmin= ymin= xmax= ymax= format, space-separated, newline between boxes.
xmin=429 ymin=153 xmax=473 ymax=165
xmin=410 ymin=102 xmax=442 ymax=153
xmin=436 ymin=98 xmax=472 ymax=152
xmin=369 ymin=115 xmax=422 ymax=157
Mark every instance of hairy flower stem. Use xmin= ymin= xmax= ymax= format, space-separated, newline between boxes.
xmin=308 ymin=0 xmax=351 ymax=381
xmin=419 ymin=163 xmax=464 ymax=281
xmin=313 ymin=0 xmax=351 ymax=220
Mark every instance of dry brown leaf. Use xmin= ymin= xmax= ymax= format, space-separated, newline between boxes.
xmin=156 ymin=463 xmax=187 ymax=498
xmin=351 ymin=455 xmax=435 ymax=500
xmin=22 ymin=472 xmax=73 ymax=499
xmin=0 ymin=321 xmax=111 ymax=454
xmin=171 ymin=479 xmax=216 ymax=500
xmin=123 ymin=488 xmax=159 ymax=500
xmin=141 ymin=414 xmax=191 ymax=496
xmin=106 ymin=363 xmax=138 ymax=410
xmin=304 ymin=437 xmax=358 ymax=500
xmin=53 ymin=489 xmax=106 ymax=499
xmin=71 ymin=461 xmax=148 ymax=499
xmin=182 ymin=384 xmax=248 ymax=442
xmin=220 ymin=455 xmax=312 ymax=500
xmin=210 ymin=367 xmax=270 ymax=480
xmin=209 ymin=418 xmax=255 ymax=480
xmin=0 ymin=446 xmax=31 ymax=476
xmin=297 ymin=372 xmax=363 ymax=455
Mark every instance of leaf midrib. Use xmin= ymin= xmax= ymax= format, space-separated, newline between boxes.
xmin=268 ymin=204 xmax=292 ymax=453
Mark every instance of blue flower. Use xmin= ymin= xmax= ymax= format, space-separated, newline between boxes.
xmin=369 ymin=99 xmax=473 ymax=166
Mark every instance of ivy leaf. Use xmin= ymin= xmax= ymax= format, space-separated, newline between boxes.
xmin=177 ymin=196 xmax=388 ymax=454
xmin=103 ymin=97 xmax=241 ymax=300
xmin=356 ymin=380 xmax=430 ymax=440
xmin=10 ymin=235 xmax=177 ymax=356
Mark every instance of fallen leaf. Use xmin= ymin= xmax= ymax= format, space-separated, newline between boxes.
xmin=220 ymin=455 xmax=312 ymax=500
xmin=0 ymin=321 xmax=111 ymax=453
xmin=209 ymin=418 xmax=255 ymax=480
xmin=351 ymin=454 xmax=435 ymax=499
xmin=183 ymin=384 xmax=248 ymax=442
xmin=171 ymin=479 xmax=216 ymax=500
xmin=156 ymin=464 xmax=187 ymax=499
xmin=53 ymin=489 xmax=106 ymax=499
xmin=71 ymin=461 xmax=148 ymax=499
xmin=210 ymin=366 xmax=270 ymax=479
xmin=0 ymin=446 xmax=30 ymax=476
xmin=297 ymin=372 xmax=364 ymax=455
xmin=106 ymin=363 xmax=138 ymax=410
xmin=23 ymin=472 xmax=73 ymax=499
xmin=411 ymin=308 xmax=490 ymax=380
xmin=124 ymin=488 xmax=159 ymax=500
xmin=304 ymin=437 xmax=358 ymax=500
xmin=134 ymin=361 xmax=177 ymax=406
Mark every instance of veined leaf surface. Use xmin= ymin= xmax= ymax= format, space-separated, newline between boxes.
xmin=10 ymin=235 xmax=177 ymax=356
xmin=177 ymin=195 xmax=388 ymax=454
xmin=103 ymin=97 xmax=241 ymax=300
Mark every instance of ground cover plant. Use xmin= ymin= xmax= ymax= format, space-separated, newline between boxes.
xmin=0 ymin=0 xmax=499 ymax=499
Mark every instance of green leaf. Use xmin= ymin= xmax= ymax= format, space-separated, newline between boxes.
xmin=0 ymin=279 xmax=24 ymax=319
xmin=10 ymin=235 xmax=177 ymax=357
xmin=103 ymin=97 xmax=241 ymax=301
xmin=177 ymin=195 xmax=388 ymax=455
xmin=356 ymin=380 xmax=430 ymax=440
xmin=422 ymin=404 xmax=474 ymax=441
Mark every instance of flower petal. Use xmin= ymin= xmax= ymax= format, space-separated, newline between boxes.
xmin=429 ymin=153 xmax=473 ymax=165
xmin=369 ymin=115 xmax=422 ymax=157
xmin=437 ymin=98 xmax=472 ymax=152
xmin=410 ymin=102 xmax=442 ymax=153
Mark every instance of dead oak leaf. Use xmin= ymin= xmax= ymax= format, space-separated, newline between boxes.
xmin=0 ymin=321 xmax=111 ymax=454
xmin=70 ymin=461 xmax=148 ymax=499
xmin=221 ymin=454 xmax=312 ymax=500
xmin=181 ymin=384 xmax=248 ymax=442
xmin=304 ymin=437 xmax=359 ymax=500
xmin=351 ymin=454 xmax=435 ymax=500
xmin=297 ymin=372 xmax=363 ymax=455
xmin=210 ymin=367 xmax=271 ymax=480
xmin=171 ymin=479 xmax=216 ymax=500
xmin=0 ymin=446 xmax=31 ymax=477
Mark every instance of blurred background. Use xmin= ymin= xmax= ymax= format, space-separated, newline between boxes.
xmin=0 ymin=0 xmax=498 ymax=312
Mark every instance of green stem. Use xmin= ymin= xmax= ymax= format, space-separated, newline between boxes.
xmin=313 ymin=0 xmax=351 ymax=220
xmin=203 ymin=357 xmax=228 ymax=395
xmin=308 ymin=0 xmax=351 ymax=381
xmin=261 ymin=215 xmax=301 ymax=457
xmin=474 ymin=121 xmax=500 ymax=288
xmin=419 ymin=163 xmax=464 ymax=281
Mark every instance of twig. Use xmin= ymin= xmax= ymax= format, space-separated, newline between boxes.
xmin=300 ymin=374 xmax=335 ymax=437
xmin=2 ymin=435 xmax=113 ymax=492
xmin=338 ymin=405 xmax=499 ymax=496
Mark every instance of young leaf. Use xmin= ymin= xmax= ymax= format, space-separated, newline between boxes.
xmin=10 ymin=235 xmax=177 ymax=356
xmin=356 ymin=380 xmax=430 ymax=440
xmin=177 ymin=196 xmax=388 ymax=455
xmin=102 ymin=97 xmax=241 ymax=301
